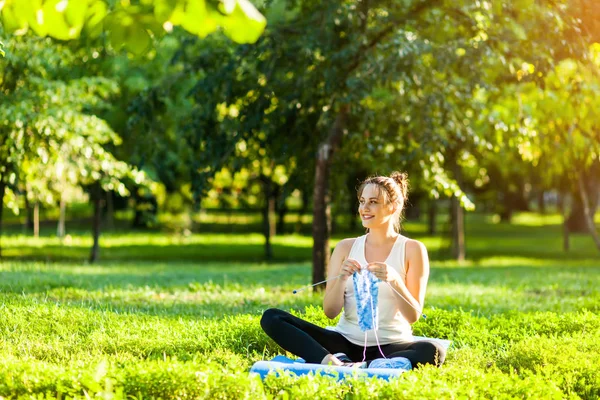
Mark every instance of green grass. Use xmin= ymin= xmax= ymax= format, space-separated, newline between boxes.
xmin=0 ymin=212 xmax=599 ymax=398
xmin=1 ymin=211 xmax=598 ymax=262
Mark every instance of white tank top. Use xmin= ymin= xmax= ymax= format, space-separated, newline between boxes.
xmin=329 ymin=234 xmax=413 ymax=346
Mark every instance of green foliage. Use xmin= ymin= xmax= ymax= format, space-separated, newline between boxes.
xmin=123 ymin=34 xmax=250 ymax=205
xmin=477 ymin=40 xmax=600 ymax=212
xmin=468 ymin=5 xmax=599 ymax=206
xmin=0 ymin=0 xmax=266 ymax=54
xmin=0 ymin=36 xmax=148 ymax=216
xmin=150 ymin=0 xmax=583 ymax=215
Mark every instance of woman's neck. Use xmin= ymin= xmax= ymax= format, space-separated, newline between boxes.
xmin=367 ymin=226 xmax=398 ymax=246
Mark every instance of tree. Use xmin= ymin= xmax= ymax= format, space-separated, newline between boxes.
xmin=478 ymin=0 xmax=600 ymax=249
xmin=125 ymin=28 xmax=318 ymax=258
xmin=503 ymin=50 xmax=600 ymax=250
xmin=186 ymin=0 xmax=570 ymax=273
xmin=219 ymin=0 xmax=478 ymax=275
xmin=0 ymin=36 xmax=147 ymax=260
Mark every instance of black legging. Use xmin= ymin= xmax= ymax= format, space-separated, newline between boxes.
xmin=260 ymin=308 xmax=446 ymax=367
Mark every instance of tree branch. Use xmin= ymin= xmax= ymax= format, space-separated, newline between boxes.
xmin=345 ymin=0 xmax=444 ymax=76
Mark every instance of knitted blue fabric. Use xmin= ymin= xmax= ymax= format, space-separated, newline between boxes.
xmin=352 ymin=270 xmax=379 ymax=331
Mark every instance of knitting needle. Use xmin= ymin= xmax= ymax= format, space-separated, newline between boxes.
xmin=292 ymin=273 xmax=427 ymax=318
xmin=292 ymin=274 xmax=343 ymax=294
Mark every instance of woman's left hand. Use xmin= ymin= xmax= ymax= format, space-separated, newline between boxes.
xmin=367 ymin=262 xmax=403 ymax=284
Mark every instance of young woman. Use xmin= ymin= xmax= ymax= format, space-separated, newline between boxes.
xmin=260 ymin=172 xmax=445 ymax=369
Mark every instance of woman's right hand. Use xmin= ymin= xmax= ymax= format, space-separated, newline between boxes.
xmin=340 ymin=258 xmax=362 ymax=280
xmin=324 ymin=239 xmax=357 ymax=319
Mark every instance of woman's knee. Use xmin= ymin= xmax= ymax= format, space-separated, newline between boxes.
xmin=413 ymin=341 xmax=446 ymax=367
xmin=260 ymin=308 xmax=285 ymax=333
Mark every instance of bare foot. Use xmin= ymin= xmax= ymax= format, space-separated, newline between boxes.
xmin=321 ymin=354 xmax=343 ymax=366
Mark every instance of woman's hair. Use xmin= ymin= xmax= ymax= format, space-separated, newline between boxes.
xmin=357 ymin=171 xmax=409 ymax=232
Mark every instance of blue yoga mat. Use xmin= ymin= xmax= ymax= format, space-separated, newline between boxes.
xmin=250 ymin=355 xmax=409 ymax=381
xmin=250 ymin=336 xmax=451 ymax=381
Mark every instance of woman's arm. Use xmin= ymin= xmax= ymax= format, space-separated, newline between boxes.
xmin=322 ymin=238 xmax=358 ymax=319
xmin=386 ymin=239 xmax=430 ymax=323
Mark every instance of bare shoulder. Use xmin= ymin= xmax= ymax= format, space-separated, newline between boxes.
xmin=333 ymin=238 xmax=357 ymax=258
xmin=404 ymin=239 xmax=429 ymax=276
xmin=405 ymin=238 xmax=428 ymax=260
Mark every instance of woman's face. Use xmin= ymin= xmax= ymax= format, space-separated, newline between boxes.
xmin=358 ymin=184 xmax=396 ymax=229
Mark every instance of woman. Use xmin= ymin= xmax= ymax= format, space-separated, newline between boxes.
xmin=260 ymin=172 xmax=445 ymax=369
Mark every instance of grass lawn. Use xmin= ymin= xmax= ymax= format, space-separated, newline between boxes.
xmin=0 ymin=212 xmax=599 ymax=398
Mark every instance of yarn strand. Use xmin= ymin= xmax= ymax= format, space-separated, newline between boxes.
xmin=385 ymin=281 xmax=427 ymax=319
xmin=369 ymin=281 xmax=387 ymax=359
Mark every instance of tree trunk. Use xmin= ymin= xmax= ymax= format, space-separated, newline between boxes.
xmin=0 ymin=181 xmax=5 ymax=259
xmin=567 ymin=193 xmax=589 ymax=233
xmin=498 ymin=186 xmax=520 ymax=223
xmin=330 ymin=189 xmax=336 ymax=235
xmin=562 ymin=192 xmax=570 ymax=252
xmin=89 ymin=184 xmax=103 ymax=263
xmin=557 ymin=192 xmax=564 ymax=215
xmin=405 ymin=192 xmax=422 ymax=220
xmin=450 ymin=158 xmax=465 ymax=261
xmin=261 ymin=177 xmax=273 ymax=261
xmin=349 ymin=209 xmax=358 ymax=231
xmin=346 ymin=172 xmax=360 ymax=232
xmin=277 ymin=202 xmax=287 ymax=235
xmin=312 ymin=106 xmax=349 ymax=287
xmin=105 ymin=191 xmax=114 ymax=231
xmin=537 ymin=190 xmax=546 ymax=214
xmin=499 ymin=192 xmax=513 ymax=223
xmin=131 ymin=189 xmax=158 ymax=229
xmin=450 ymin=196 xmax=465 ymax=261
xmin=498 ymin=177 xmax=529 ymax=223
xmin=57 ymin=195 xmax=66 ymax=238
xmin=132 ymin=190 xmax=144 ymax=229
xmin=567 ymin=167 xmax=599 ymax=233
xmin=272 ymin=184 xmax=284 ymax=236
xmin=33 ymin=201 xmax=39 ymax=238
xmin=428 ymin=199 xmax=437 ymax=235
xmin=24 ymin=193 xmax=34 ymax=232
xmin=578 ymin=173 xmax=600 ymax=250
xmin=269 ymin=196 xmax=276 ymax=238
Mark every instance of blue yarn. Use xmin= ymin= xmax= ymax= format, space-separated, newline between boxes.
xmin=352 ymin=269 xmax=379 ymax=331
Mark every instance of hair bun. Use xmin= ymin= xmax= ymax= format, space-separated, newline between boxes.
xmin=390 ymin=171 xmax=409 ymax=199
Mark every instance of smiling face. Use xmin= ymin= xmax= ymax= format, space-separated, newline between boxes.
xmin=358 ymin=183 xmax=396 ymax=230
